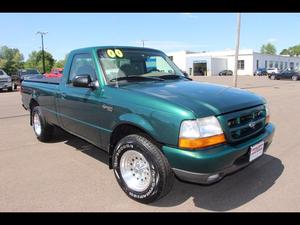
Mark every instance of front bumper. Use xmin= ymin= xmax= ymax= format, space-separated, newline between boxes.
xmin=162 ymin=123 xmax=275 ymax=184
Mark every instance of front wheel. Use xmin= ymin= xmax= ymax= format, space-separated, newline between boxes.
xmin=112 ymin=134 xmax=174 ymax=204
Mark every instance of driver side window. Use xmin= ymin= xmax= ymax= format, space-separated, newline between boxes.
xmin=69 ymin=54 xmax=97 ymax=83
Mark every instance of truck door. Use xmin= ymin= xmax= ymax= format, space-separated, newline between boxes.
xmin=57 ymin=53 xmax=103 ymax=147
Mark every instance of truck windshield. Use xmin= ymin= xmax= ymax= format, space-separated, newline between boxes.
xmin=97 ymin=48 xmax=184 ymax=84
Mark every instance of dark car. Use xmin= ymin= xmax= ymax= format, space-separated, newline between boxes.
xmin=268 ymin=68 xmax=300 ymax=81
xmin=12 ymin=69 xmax=42 ymax=88
xmin=254 ymin=68 xmax=268 ymax=76
xmin=219 ymin=70 xmax=233 ymax=76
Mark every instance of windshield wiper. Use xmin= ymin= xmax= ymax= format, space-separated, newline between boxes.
xmin=110 ymin=75 xmax=165 ymax=82
xmin=158 ymin=74 xmax=192 ymax=80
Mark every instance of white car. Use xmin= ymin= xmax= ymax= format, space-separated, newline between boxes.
xmin=267 ymin=68 xmax=280 ymax=74
xmin=0 ymin=69 xmax=13 ymax=92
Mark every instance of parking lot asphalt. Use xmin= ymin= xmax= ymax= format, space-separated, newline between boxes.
xmin=0 ymin=76 xmax=299 ymax=212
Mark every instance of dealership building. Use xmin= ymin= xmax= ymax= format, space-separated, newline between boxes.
xmin=168 ymin=49 xmax=300 ymax=76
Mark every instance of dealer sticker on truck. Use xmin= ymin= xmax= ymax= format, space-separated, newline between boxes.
xmin=249 ymin=141 xmax=264 ymax=162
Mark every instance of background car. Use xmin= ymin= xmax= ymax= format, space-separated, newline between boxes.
xmin=268 ymin=68 xmax=300 ymax=81
xmin=0 ymin=69 xmax=13 ymax=92
xmin=254 ymin=68 xmax=268 ymax=76
xmin=267 ymin=68 xmax=281 ymax=74
xmin=44 ymin=68 xmax=64 ymax=78
xmin=11 ymin=68 xmax=42 ymax=88
xmin=218 ymin=70 xmax=233 ymax=76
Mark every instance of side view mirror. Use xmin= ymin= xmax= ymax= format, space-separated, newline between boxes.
xmin=73 ymin=74 xmax=99 ymax=89
xmin=72 ymin=74 xmax=92 ymax=88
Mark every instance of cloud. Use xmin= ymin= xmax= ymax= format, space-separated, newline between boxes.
xmin=266 ymin=38 xmax=277 ymax=43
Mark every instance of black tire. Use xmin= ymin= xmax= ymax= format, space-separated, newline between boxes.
xmin=112 ymin=134 xmax=174 ymax=204
xmin=7 ymin=86 xmax=13 ymax=92
xmin=32 ymin=106 xmax=54 ymax=142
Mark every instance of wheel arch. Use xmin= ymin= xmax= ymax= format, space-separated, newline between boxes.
xmin=108 ymin=121 xmax=163 ymax=169
xmin=29 ymin=99 xmax=39 ymax=125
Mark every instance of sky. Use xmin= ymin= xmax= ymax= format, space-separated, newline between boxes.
xmin=1 ymin=13 xmax=300 ymax=61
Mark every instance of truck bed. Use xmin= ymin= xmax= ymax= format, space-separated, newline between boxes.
xmin=24 ymin=76 xmax=61 ymax=85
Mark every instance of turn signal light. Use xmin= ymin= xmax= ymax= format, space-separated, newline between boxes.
xmin=179 ymin=134 xmax=226 ymax=149
xmin=266 ymin=115 xmax=270 ymax=124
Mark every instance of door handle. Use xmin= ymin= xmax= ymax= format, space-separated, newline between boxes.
xmin=61 ymin=92 xmax=67 ymax=98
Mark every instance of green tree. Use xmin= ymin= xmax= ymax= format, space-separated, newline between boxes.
xmin=280 ymin=44 xmax=300 ymax=56
xmin=25 ymin=50 xmax=55 ymax=73
xmin=260 ymin=43 xmax=276 ymax=55
xmin=280 ymin=49 xmax=290 ymax=55
xmin=54 ymin=54 xmax=68 ymax=68
xmin=0 ymin=45 xmax=24 ymax=75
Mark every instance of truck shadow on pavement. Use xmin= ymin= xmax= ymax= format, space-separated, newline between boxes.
xmin=153 ymin=154 xmax=284 ymax=211
xmin=50 ymin=128 xmax=284 ymax=211
xmin=50 ymin=128 xmax=110 ymax=166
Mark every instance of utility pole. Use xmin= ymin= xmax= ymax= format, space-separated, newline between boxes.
xmin=36 ymin=31 xmax=48 ymax=74
xmin=233 ymin=13 xmax=241 ymax=87
xmin=140 ymin=40 xmax=147 ymax=47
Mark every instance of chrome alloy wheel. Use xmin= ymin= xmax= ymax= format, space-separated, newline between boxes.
xmin=33 ymin=112 xmax=42 ymax=136
xmin=120 ymin=150 xmax=151 ymax=192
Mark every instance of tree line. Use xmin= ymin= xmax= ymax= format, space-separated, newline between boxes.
xmin=0 ymin=45 xmax=66 ymax=75
xmin=260 ymin=43 xmax=300 ymax=56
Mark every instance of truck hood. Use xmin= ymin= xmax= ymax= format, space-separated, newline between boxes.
xmin=121 ymin=80 xmax=265 ymax=117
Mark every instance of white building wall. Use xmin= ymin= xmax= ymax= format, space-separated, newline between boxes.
xmin=226 ymin=54 xmax=254 ymax=75
xmin=253 ymin=53 xmax=300 ymax=71
xmin=168 ymin=49 xmax=300 ymax=76
xmin=211 ymin=58 xmax=227 ymax=75
xmin=168 ymin=51 xmax=188 ymax=72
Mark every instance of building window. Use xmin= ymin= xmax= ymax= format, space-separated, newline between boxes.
xmin=290 ymin=62 xmax=294 ymax=70
xmin=285 ymin=62 xmax=288 ymax=68
xmin=296 ymin=63 xmax=299 ymax=69
xmin=265 ymin=60 xmax=268 ymax=68
xmin=238 ymin=60 xmax=244 ymax=70
xmin=275 ymin=61 xmax=279 ymax=68
xmin=269 ymin=61 xmax=273 ymax=68
xmin=280 ymin=62 xmax=283 ymax=70
xmin=189 ymin=68 xmax=192 ymax=76
xmin=256 ymin=60 xmax=259 ymax=69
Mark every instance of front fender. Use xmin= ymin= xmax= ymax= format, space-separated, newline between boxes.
xmin=117 ymin=113 xmax=158 ymax=141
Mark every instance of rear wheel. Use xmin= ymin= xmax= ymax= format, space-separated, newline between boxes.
xmin=32 ymin=106 xmax=54 ymax=142
xmin=112 ymin=134 xmax=174 ymax=203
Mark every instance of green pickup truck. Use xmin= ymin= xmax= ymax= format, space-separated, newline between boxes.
xmin=21 ymin=46 xmax=275 ymax=203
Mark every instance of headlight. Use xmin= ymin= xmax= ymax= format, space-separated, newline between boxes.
xmin=179 ymin=116 xmax=226 ymax=149
xmin=265 ymin=103 xmax=270 ymax=124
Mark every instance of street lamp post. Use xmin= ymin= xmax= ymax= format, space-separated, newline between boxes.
xmin=36 ymin=31 xmax=48 ymax=74
xmin=140 ymin=40 xmax=147 ymax=47
xmin=233 ymin=13 xmax=241 ymax=88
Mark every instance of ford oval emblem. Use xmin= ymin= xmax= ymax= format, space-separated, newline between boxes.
xmin=249 ymin=121 xmax=256 ymax=128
